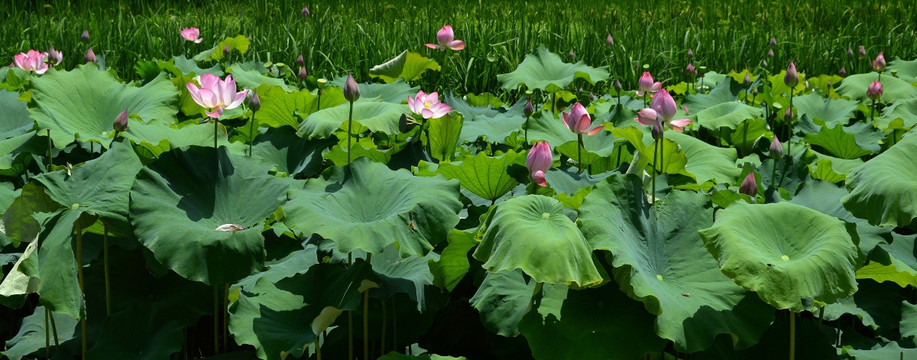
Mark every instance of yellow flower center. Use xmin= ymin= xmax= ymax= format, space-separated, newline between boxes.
xmin=424 ymin=102 xmax=432 ymax=109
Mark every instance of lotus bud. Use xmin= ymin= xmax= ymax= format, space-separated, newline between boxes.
xmin=638 ymin=72 xmax=655 ymax=92
xmin=839 ymin=66 xmax=847 ymax=77
xmin=739 ymin=172 xmax=757 ymax=197
xmin=761 ymin=59 xmax=768 ymax=67
xmin=872 ymin=52 xmax=886 ymax=72
xmin=752 ymin=87 xmax=758 ymax=96
xmin=867 ymin=81 xmax=883 ymax=100
xmin=858 ymin=45 xmax=866 ymax=59
xmin=769 ymin=136 xmax=783 ymax=159
xmin=568 ymin=49 xmax=575 ymax=59
xmin=784 ymin=61 xmax=798 ymax=87
xmin=686 ymin=48 xmax=694 ymax=59
xmin=223 ymin=45 xmax=230 ymax=56
xmin=301 ymin=6 xmax=310 ymax=17
xmin=784 ymin=107 xmax=793 ymax=122
xmin=298 ymin=67 xmax=308 ymax=81
xmin=651 ymin=89 xmax=677 ymax=121
xmin=685 ymin=62 xmax=697 ymax=76
xmin=296 ymin=54 xmax=304 ymax=67
xmin=846 ymin=47 xmax=854 ymax=57
xmin=84 ymin=47 xmax=96 ymax=64
xmin=767 ymin=49 xmax=774 ymax=58
xmin=48 ymin=46 xmax=63 ymax=66
xmin=343 ymin=73 xmax=360 ymax=102
xmin=113 ymin=110 xmax=129 ymax=132
xmin=523 ymin=98 xmax=534 ymax=117
xmin=248 ymin=91 xmax=261 ymax=112
xmin=605 ymin=34 xmax=614 ymax=47
xmin=651 ymin=118 xmax=664 ymax=140
xmin=614 ymin=79 xmax=622 ymax=92
xmin=743 ymin=73 xmax=752 ymax=88
xmin=80 ymin=29 xmax=90 ymax=44
xmin=769 ymin=37 xmax=777 ymax=47
xmin=526 ymin=141 xmax=552 ymax=187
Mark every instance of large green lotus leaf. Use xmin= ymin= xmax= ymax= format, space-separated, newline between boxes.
xmin=614 ymin=126 xmax=689 ymax=176
xmin=129 ymin=146 xmax=289 ymax=285
xmin=297 ymin=100 xmax=411 ymax=139
xmin=803 ymin=124 xmax=873 ymax=159
xmin=554 ymin=128 xmax=622 ymax=169
xmin=841 ymin=342 xmax=917 ymax=360
xmin=699 ymin=202 xmax=860 ymax=312
xmin=429 ymin=230 xmax=476 ymax=292
xmin=901 ymin=300 xmax=917 ymax=341
xmin=889 ymin=58 xmax=917 ymax=82
xmin=526 ymin=110 xmax=577 ymax=147
xmin=369 ymin=51 xmax=440 ymax=83
xmin=0 ymin=240 xmax=38 ymax=306
xmin=837 ymin=72 xmax=917 ymax=102
xmin=469 ymin=269 xmax=536 ymax=337
xmin=845 ymin=122 xmax=884 ymax=154
xmin=857 ymin=233 xmax=917 ymax=287
xmin=165 ymin=55 xmax=224 ymax=77
xmin=0 ymin=132 xmax=39 ymax=177
xmin=668 ymin=131 xmax=741 ymax=184
xmin=579 ymin=175 xmax=772 ymax=351
xmin=472 ymin=195 xmax=602 ymax=287
xmin=370 ymin=244 xmax=435 ymax=308
xmin=251 ymin=126 xmax=335 ymax=177
xmin=822 ymin=280 xmax=903 ymax=338
xmin=877 ymin=97 xmax=917 ymax=131
xmin=693 ymin=102 xmax=764 ymax=131
xmin=767 ymin=71 xmax=808 ymax=97
xmin=518 ymin=283 xmax=667 ymax=360
xmin=33 ymin=138 xmax=142 ymax=234
xmin=323 ymin=136 xmax=409 ymax=167
xmin=329 ymin=76 xmax=419 ymax=104
xmin=426 ymin=151 xmax=523 ymax=202
xmin=842 ymin=134 xmax=917 ymax=227
xmin=0 ymin=89 xmax=33 ymax=139
xmin=497 ymin=45 xmax=608 ymax=92
xmin=29 ymin=65 xmax=178 ymax=149
xmin=697 ymin=311 xmax=837 ymax=360
xmin=682 ymin=78 xmax=742 ymax=114
xmin=234 ymin=245 xmax=319 ymax=293
xmin=124 ymin=120 xmax=223 ymax=157
xmin=18 ymin=209 xmax=84 ymax=318
xmin=284 ymin=157 xmax=461 ymax=257
xmin=445 ymin=94 xmax=527 ymax=143
xmin=227 ymin=66 xmax=292 ymax=92
xmin=788 ymin=180 xmax=892 ymax=254
xmin=1 ymin=182 xmax=61 ymax=247
xmin=543 ymin=166 xmax=613 ymax=195
xmin=253 ymin=85 xmax=318 ymax=128
xmin=793 ymin=93 xmax=859 ymax=132
xmin=427 ymin=112 xmax=463 ymax=162
xmin=0 ymin=306 xmax=78 ymax=360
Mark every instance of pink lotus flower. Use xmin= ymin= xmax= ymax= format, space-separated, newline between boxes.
xmin=562 ymin=103 xmax=603 ymax=135
xmin=180 ymin=27 xmax=203 ymax=43
xmin=872 ymin=53 xmax=886 ymax=72
xmin=13 ymin=50 xmax=49 ymax=74
xmin=634 ymin=108 xmax=693 ymax=133
xmin=84 ymin=48 xmax=97 ymax=64
xmin=425 ymin=25 xmax=465 ymax=51
xmin=739 ymin=172 xmax=757 ymax=197
xmin=867 ymin=81 xmax=883 ymax=100
xmin=636 ymin=71 xmax=662 ymax=97
xmin=47 ymin=46 xmax=62 ymax=66
xmin=408 ymin=91 xmax=451 ymax=119
xmin=635 ymin=89 xmax=692 ymax=132
xmin=526 ymin=141 xmax=552 ymax=187
xmin=186 ymin=74 xmax=250 ymax=118
xmin=651 ymin=89 xmax=677 ymax=121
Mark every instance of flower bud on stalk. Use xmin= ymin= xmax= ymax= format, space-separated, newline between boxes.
xmin=784 ymin=107 xmax=793 ymax=123
xmin=784 ymin=61 xmax=798 ymax=87
xmin=867 ymin=81 xmax=883 ymax=100
xmin=739 ymin=172 xmax=757 ymax=197
xmin=84 ymin=47 xmax=97 ymax=64
xmin=858 ymin=45 xmax=866 ymax=59
xmin=523 ymin=98 xmax=534 ymax=117
xmin=113 ymin=110 xmax=129 ymax=133
xmin=651 ymin=119 xmax=664 ymax=140
xmin=248 ymin=91 xmax=261 ymax=112
xmin=873 ymin=53 xmax=886 ymax=72
xmin=686 ymin=48 xmax=693 ymax=59
xmin=743 ymin=73 xmax=752 ymax=88
xmin=81 ymin=29 xmax=90 ymax=44
xmin=839 ymin=67 xmax=847 ymax=77
xmin=301 ymin=6 xmax=310 ymax=17
xmin=344 ymin=73 xmax=360 ymax=102
xmin=685 ymin=63 xmax=696 ymax=76
xmin=605 ymin=34 xmax=614 ymax=47
xmin=769 ymin=137 xmax=783 ymax=159
xmin=769 ymin=37 xmax=777 ymax=47
xmin=298 ymin=67 xmax=308 ymax=81
xmin=614 ymin=79 xmax=622 ymax=92
xmin=296 ymin=54 xmax=304 ymax=67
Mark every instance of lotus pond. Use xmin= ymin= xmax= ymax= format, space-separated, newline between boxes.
xmin=3 ymin=6 xmax=917 ymax=360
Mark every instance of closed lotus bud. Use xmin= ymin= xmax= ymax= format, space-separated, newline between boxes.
xmin=769 ymin=136 xmax=783 ymax=159
xmin=113 ymin=110 xmax=129 ymax=132
xmin=858 ymin=45 xmax=866 ymax=59
xmin=298 ymin=67 xmax=308 ymax=81
xmin=762 ymin=59 xmax=768 ymax=67
xmin=867 ymin=81 xmax=883 ymax=100
xmin=568 ymin=49 xmax=575 ymax=59
xmin=523 ymin=98 xmax=534 ymax=117
xmin=301 ymin=6 xmax=310 ymax=17
xmin=784 ymin=107 xmax=793 ymax=122
xmin=223 ymin=45 xmax=230 ymax=56
xmin=614 ymin=79 xmax=622 ymax=92
xmin=743 ymin=73 xmax=751 ymax=88
xmin=769 ymin=37 xmax=777 ymax=47
xmin=296 ymin=54 xmax=304 ymax=67
xmin=686 ymin=48 xmax=694 ymax=59
xmin=784 ymin=61 xmax=798 ymax=87
xmin=81 ymin=29 xmax=90 ymax=44
xmin=873 ymin=52 xmax=886 ymax=72
xmin=752 ymin=87 xmax=758 ymax=96
xmin=84 ymin=47 xmax=97 ymax=64
xmin=343 ymin=73 xmax=360 ymax=102
xmin=739 ymin=172 xmax=757 ymax=197
xmin=839 ymin=66 xmax=847 ymax=77
xmin=638 ymin=72 xmax=655 ymax=92
xmin=651 ymin=119 xmax=664 ymax=140
xmin=847 ymin=47 xmax=854 ymax=57
xmin=526 ymin=141 xmax=552 ymax=187
xmin=685 ymin=62 xmax=696 ymax=76
xmin=248 ymin=91 xmax=261 ymax=112
xmin=767 ymin=49 xmax=774 ymax=58
xmin=605 ymin=34 xmax=614 ymax=47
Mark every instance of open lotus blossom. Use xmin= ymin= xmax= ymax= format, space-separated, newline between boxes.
xmin=636 ymin=71 xmax=662 ymax=97
xmin=13 ymin=50 xmax=49 ymax=74
xmin=867 ymin=81 xmax=883 ymax=100
xmin=873 ymin=53 xmax=886 ymax=71
xmin=186 ymin=74 xmax=250 ymax=118
xmin=180 ymin=27 xmax=203 ymax=43
xmin=526 ymin=141 xmax=552 ymax=187
xmin=425 ymin=25 xmax=465 ymax=51
xmin=47 ymin=46 xmax=62 ymax=66
xmin=408 ymin=90 xmax=451 ymax=119
xmin=635 ymin=89 xmax=692 ymax=132
xmin=562 ymin=102 xmax=602 ymax=135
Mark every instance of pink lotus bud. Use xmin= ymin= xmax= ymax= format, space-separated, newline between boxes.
xmin=743 ymin=73 xmax=751 ymax=88
xmin=562 ymin=102 xmax=600 ymax=135
xmin=343 ymin=73 xmax=360 ymax=102
xmin=651 ymin=89 xmax=677 ymax=121
xmin=223 ymin=45 xmax=230 ymax=56
xmin=84 ymin=47 xmax=97 ymax=64
xmin=769 ymin=37 xmax=777 ymax=47
xmin=113 ymin=110 xmax=129 ymax=132
xmin=769 ymin=136 xmax=783 ymax=159
xmin=638 ymin=72 xmax=655 ymax=92
xmin=298 ymin=67 xmax=308 ymax=81
xmin=605 ymin=34 xmax=614 ymax=47
xmin=301 ymin=6 xmax=310 ymax=17
xmin=767 ymin=49 xmax=774 ymax=58
xmin=568 ymin=49 xmax=575 ymax=59
xmin=296 ymin=54 xmax=304 ymax=67
xmin=80 ymin=29 xmax=90 ymax=44
xmin=613 ymin=79 xmax=622 ymax=92
xmin=636 ymin=108 xmax=658 ymax=126
xmin=523 ymin=98 xmax=534 ymax=117
xmin=784 ymin=107 xmax=793 ymax=122
xmin=752 ymin=87 xmax=758 ymax=96
xmin=784 ymin=61 xmax=798 ymax=87
xmin=858 ymin=45 xmax=866 ymax=59
xmin=839 ymin=66 xmax=847 ymax=77
xmin=846 ymin=47 xmax=854 ymax=57
xmin=867 ymin=81 xmax=883 ymax=100
xmin=686 ymin=48 xmax=693 ymax=58
xmin=248 ymin=91 xmax=261 ymax=112
xmin=739 ymin=172 xmax=757 ymax=197
xmin=425 ymin=25 xmax=465 ymax=51
xmin=685 ymin=63 xmax=696 ymax=76
xmin=651 ymin=119 xmax=664 ymax=140
xmin=48 ymin=46 xmax=62 ymax=66
xmin=762 ymin=59 xmax=768 ymax=67
xmin=872 ymin=52 xmax=886 ymax=72
xmin=526 ymin=141 xmax=552 ymax=181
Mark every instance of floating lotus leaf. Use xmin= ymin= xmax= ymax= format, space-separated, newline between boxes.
xmin=472 ymin=195 xmax=602 ymax=287
xmin=497 ymin=45 xmax=608 ymax=92
xmin=129 ymin=146 xmax=289 ymax=285
xmin=842 ymin=133 xmax=917 ymax=227
xmin=699 ymin=201 xmax=861 ymax=311
xmin=284 ymin=157 xmax=461 ymax=257
xmin=369 ymin=51 xmax=441 ymax=83
xmin=297 ymin=100 xmax=411 ymax=139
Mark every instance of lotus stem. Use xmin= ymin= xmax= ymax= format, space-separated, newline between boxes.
xmin=316 ymin=338 xmax=321 ymax=360
xmin=224 ymin=284 xmax=229 ymax=353
xmin=789 ymin=311 xmax=796 ymax=360
xmin=348 ymin=253 xmax=354 ymax=360
xmin=248 ymin=111 xmax=256 ymax=157
xmin=424 ymin=119 xmax=432 ymax=161
xmin=577 ymin=133 xmax=583 ymax=170
xmin=47 ymin=129 xmax=52 ymax=171
xmin=771 ymin=158 xmax=779 ymax=188
xmin=787 ymin=90 xmax=793 ymax=161
xmin=659 ymin=136 xmax=665 ymax=175
xmin=380 ymin=299 xmax=387 ymax=355
xmin=213 ymin=118 xmax=218 ymax=150
xmin=392 ymin=296 xmax=398 ymax=352
xmin=104 ymin=223 xmax=111 ymax=316
xmin=76 ymin=221 xmax=86 ymax=360
xmin=870 ymin=98 xmax=876 ymax=125
xmin=524 ymin=117 xmax=529 ymax=147
xmin=213 ymin=285 xmax=219 ymax=355
xmin=347 ymin=101 xmax=354 ymax=165
xmin=652 ymin=138 xmax=658 ymax=207
xmin=364 ymin=253 xmax=372 ymax=360
xmin=818 ymin=305 xmax=825 ymax=327
xmin=44 ymin=308 xmax=50 ymax=358
xmin=552 ymin=92 xmax=557 ymax=115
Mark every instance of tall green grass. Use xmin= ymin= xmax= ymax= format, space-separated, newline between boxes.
xmin=3 ymin=0 xmax=915 ymax=94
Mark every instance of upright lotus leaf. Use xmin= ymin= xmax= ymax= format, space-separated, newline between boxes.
xmin=789 ymin=180 xmax=892 ymax=254
xmin=253 ymin=85 xmax=320 ymax=128
xmin=129 ymin=146 xmax=289 ymax=285
xmin=902 ymin=300 xmax=917 ymax=341
xmin=579 ymin=174 xmax=772 ymax=351
xmin=470 ymin=269 xmax=536 ymax=337
xmin=251 ymin=126 xmax=335 ymax=177
xmin=699 ymin=202 xmax=861 ymax=312
xmin=498 ymin=45 xmax=608 ymax=92
xmin=284 ymin=157 xmax=461 ymax=257
xmin=682 ymin=77 xmax=741 ymax=114
xmin=297 ymin=100 xmax=411 ymax=139
xmin=427 ymin=112 xmax=463 ymax=162
xmin=18 ymin=209 xmax=84 ymax=318
xmin=668 ymin=131 xmax=741 ymax=184
xmin=166 ymin=55 xmax=224 ymax=77
xmin=613 ymin=126 xmax=688 ymax=176
xmin=877 ymin=97 xmax=917 ymax=131
xmin=0 ymin=132 xmax=37 ymax=177
xmin=1 ymin=182 xmax=61 ymax=247
xmin=445 ymin=94 xmax=527 ymax=143
xmin=124 ymin=121 xmax=226 ymax=157
xmin=837 ymin=72 xmax=917 ymax=102
xmin=803 ymin=124 xmax=873 ymax=159
xmin=29 ymin=65 xmax=178 ymax=149
xmin=33 ymin=138 xmax=142 ymax=234
xmin=209 ymin=35 xmax=251 ymax=61
xmin=767 ymin=71 xmax=808 ymax=97
xmin=369 ymin=51 xmax=441 ymax=83
xmin=425 ymin=151 xmax=523 ymax=202
xmin=518 ymin=284 xmax=667 ymax=360
xmin=0 ymin=241 xmax=38 ymax=308
xmin=0 ymin=306 xmax=78 ymax=360
xmin=841 ymin=342 xmax=917 ymax=360
xmin=370 ymin=244 xmax=435 ymax=308
xmin=822 ymin=280 xmax=903 ymax=337
xmin=842 ymin=134 xmax=917 ymax=227
xmin=543 ymin=166 xmax=613 ymax=195
xmin=793 ymin=93 xmax=859 ymax=132
xmin=555 ymin=129 xmax=622 ymax=168
xmin=227 ymin=66 xmax=292 ymax=92
xmin=234 ymin=245 xmax=319 ymax=292
xmin=515 ymin=110 xmax=574 ymax=146
xmin=889 ymin=58 xmax=917 ymax=82
xmin=429 ymin=229 xmax=476 ymax=292
xmin=857 ymin=233 xmax=917 ymax=287
xmin=693 ymin=102 xmax=764 ymax=131
xmin=0 ymin=89 xmax=33 ymax=139
xmin=472 ymin=195 xmax=602 ymax=287
xmin=329 ymin=76 xmax=419 ymax=103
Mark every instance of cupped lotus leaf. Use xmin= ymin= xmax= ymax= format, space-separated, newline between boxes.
xmin=467 ymin=93 xmax=504 ymax=108
xmin=668 ymin=131 xmax=741 ymax=184
xmin=693 ymin=102 xmax=764 ymax=131
xmin=793 ymin=93 xmax=859 ymax=131
xmin=682 ymin=78 xmax=741 ymax=114
xmin=497 ymin=45 xmax=608 ymax=92
xmin=29 ymin=65 xmax=178 ymax=149
xmin=284 ymin=157 xmax=461 ymax=257
xmin=842 ymin=134 xmax=917 ymax=227
xmin=168 ymin=55 xmax=224 ymax=77
xmin=0 ymin=306 xmax=78 ymax=360
xmin=767 ymin=71 xmax=808 ymax=97
xmin=837 ymin=72 xmax=917 ymax=102
xmin=841 ymin=342 xmax=917 ymax=360
xmin=369 ymin=51 xmax=441 ymax=83
xmin=253 ymin=85 xmax=320 ymax=129
xmin=323 ymin=136 xmax=409 ymax=167
xmin=425 ymin=151 xmax=523 ymax=201
xmin=789 ymin=180 xmax=892 ymax=254
xmin=472 ymin=195 xmax=602 ymax=287
xmin=445 ymin=94 xmax=526 ymax=143
xmin=251 ymin=126 xmax=335 ymax=177
xmin=470 ymin=269 xmax=536 ymax=337
xmin=329 ymin=76 xmax=419 ymax=103
xmin=0 ymin=89 xmax=33 ymax=139
xmin=129 ymin=146 xmax=289 ymax=285
xmin=699 ymin=202 xmax=861 ymax=312
xmin=210 ymin=35 xmax=251 ymax=61
xmin=803 ymin=124 xmax=873 ymax=159
xmin=579 ymin=174 xmax=772 ymax=351
xmin=124 ymin=120 xmax=227 ymax=157
xmin=297 ymin=100 xmax=411 ymax=139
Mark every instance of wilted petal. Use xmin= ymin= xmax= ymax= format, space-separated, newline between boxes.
xmin=448 ymin=40 xmax=465 ymax=51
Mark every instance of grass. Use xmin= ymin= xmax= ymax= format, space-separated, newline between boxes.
xmin=3 ymin=0 xmax=916 ymax=94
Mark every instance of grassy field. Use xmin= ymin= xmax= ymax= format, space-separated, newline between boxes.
xmin=3 ymin=0 xmax=916 ymax=94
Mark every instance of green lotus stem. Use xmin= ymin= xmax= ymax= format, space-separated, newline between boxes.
xmin=577 ymin=133 xmax=583 ymax=170
xmin=316 ymin=338 xmax=321 ymax=360
xmin=870 ymin=98 xmax=876 ymax=124
xmin=392 ymin=296 xmax=398 ymax=352
xmin=90 ymin=142 xmax=94 ymax=156
xmin=76 ymin=221 xmax=86 ymax=360
xmin=213 ymin=118 xmax=218 ymax=150
xmin=552 ymin=92 xmax=557 ymax=115
xmin=787 ymin=90 xmax=793 ymax=161
xmin=363 ymin=253 xmax=372 ymax=360
xmin=45 ymin=307 xmax=50 ymax=358
xmin=742 ymin=121 xmax=750 ymax=156
xmin=524 ymin=117 xmax=529 ymax=147
xmin=315 ymin=88 xmax=322 ymax=113
xmin=380 ymin=299 xmax=387 ymax=355
xmin=248 ymin=111 xmax=256 ymax=157
xmin=104 ymin=223 xmax=111 ymax=316
xmin=47 ymin=129 xmax=52 ymax=171
xmin=348 ymin=253 xmax=354 ymax=360
xmin=789 ymin=311 xmax=796 ymax=360
xmin=771 ymin=158 xmax=779 ymax=188
xmin=424 ymin=119 xmax=432 ymax=161
xmin=347 ymin=101 xmax=354 ymax=165
xmin=818 ymin=305 xmax=825 ymax=327
xmin=615 ymin=142 xmax=622 ymax=169
xmin=49 ymin=307 xmax=59 ymax=347
xmin=659 ymin=136 xmax=665 ymax=175
xmin=224 ymin=284 xmax=229 ymax=353
xmin=213 ymin=285 xmax=219 ymax=355
xmin=652 ymin=138 xmax=658 ymax=207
